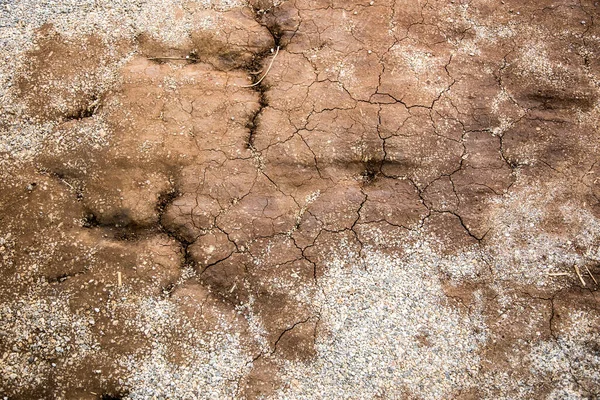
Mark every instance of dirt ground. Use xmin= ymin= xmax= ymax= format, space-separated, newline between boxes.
xmin=0 ymin=0 xmax=599 ymax=398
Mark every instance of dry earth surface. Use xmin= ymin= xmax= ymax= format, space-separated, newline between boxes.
xmin=1 ymin=0 xmax=600 ymax=398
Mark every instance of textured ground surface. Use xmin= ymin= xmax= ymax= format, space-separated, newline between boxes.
xmin=1 ymin=0 xmax=600 ymax=399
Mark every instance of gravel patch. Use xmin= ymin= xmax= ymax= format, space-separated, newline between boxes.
xmin=278 ymin=242 xmax=487 ymax=399
xmin=0 ymin=292 xmax=99 ymax=393
xmin=119 ymin=296 xmax=252 ymax=399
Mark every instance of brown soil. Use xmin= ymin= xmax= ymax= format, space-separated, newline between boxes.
xmin=1 ymin=0 xmax=599 ymax=399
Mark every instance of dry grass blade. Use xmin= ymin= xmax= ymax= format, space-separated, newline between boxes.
xmin=574 ymin=265 xmax=586 ymax=286
xmin=148 ymin=57 xmax=193 ymax=61
xmin=240 ymin=46 xmax=280 ymax=88
xmin=584 ymin=265 xmax=597 ymax=285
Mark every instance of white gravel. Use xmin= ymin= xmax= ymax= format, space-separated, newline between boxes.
xmin=0 ymin=292 xmax=99 ymax=392
xmin=119 ymin=296 xmax=252 ymax=399
xmin=277 ymin=240 xmax=487 ymax=399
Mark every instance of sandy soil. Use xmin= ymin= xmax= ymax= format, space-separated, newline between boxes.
xmin=1 ymin=0 xmax=599 ymax=398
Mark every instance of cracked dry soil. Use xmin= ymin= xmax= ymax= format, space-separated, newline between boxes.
xmin=1 ymin=0 xmax=600 ymax=399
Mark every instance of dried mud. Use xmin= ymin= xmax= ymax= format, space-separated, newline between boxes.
xmin=1 ymin=0 xmax=599 ymax=399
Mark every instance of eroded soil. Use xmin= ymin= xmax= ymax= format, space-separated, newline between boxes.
xmin=1 ymin=0 xmax=600 ymax=398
